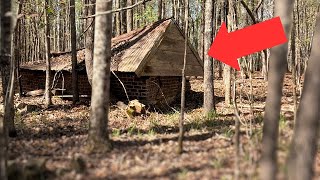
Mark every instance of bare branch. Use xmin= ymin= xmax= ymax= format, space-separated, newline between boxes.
xmin=80 ymin=0 xmax=153 ymax=19
xmin=239 ymin=0 xmax=257 ymax=24
xmin=254 ymin=0 xmax=264 ymax=15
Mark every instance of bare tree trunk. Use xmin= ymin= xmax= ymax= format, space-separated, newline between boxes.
xmin=162 ymin=0 xmax=166 ymax=18
xmin=198 ymin=1 xmax=204 ymax=62
xmin=177 ymin=0 xmax=188 ymax=155
xmin=15 ymin=0 xmax=24 ymax=97
xmin=121 ymin=0 xmax=127 ymax=34
xmin=291 ymin=11 xmax=297 ymax=122
xmin=0 ymin=0 xmax=14 ymax=178
xmin=126 ymin=0 xmax=133 ymax=32
xmin=85 ymin=0 xmax=95 ymax=85
xmin=224 ymin=65 xmax=231 ymax=105
xmin=70 ymin=0 xmax=79 ymax=103
xmin=0 ymin=112 xmax=6 ymax=180
xmin=224 ymin=0 xmax=231 ymax=105
xmin=260 ymin=1 xmax=294 ymax=179
xmin=203 ymin=0 xmax=215 ymax=115
xmin=44 ymin=0 xmax=52 ymax=107
xmin=158 ymin=0 xmax=162 ymax=20
xmin=87 ymin=0 xmax=112 ymax=152
xmin=1 ymin=0 xmax=17 ymax=138
xmin=233 ymin=71 xmax=240 ymax=180
xmin=287 ymin=13 xmax=320 ymax=180
xmin=115 ymin=0 xmax=121 ymax=35
xmin=173 ymin=0 xmax=178 ymax=19
xmin=6 ymin=33 xmax=16 ymax=138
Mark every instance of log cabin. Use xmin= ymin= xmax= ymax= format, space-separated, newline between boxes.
xmin=19 ymin=18 xmax=203 ymax=105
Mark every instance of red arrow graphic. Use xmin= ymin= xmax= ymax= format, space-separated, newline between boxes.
xmin=208 ymin=17 xmax=287 ymax=70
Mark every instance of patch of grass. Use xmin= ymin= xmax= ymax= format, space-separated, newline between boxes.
xmin=203 ymin=119 xmax=217 ymax=129
xmin=112 ymin=129 xmax=121 ymax=137
xmin=222 ymin=127 xmax=233 ymax=138
xmin=210 ymin=157 xmax=227 ymax=169
xmin=205 ymin=110 xmax=218 ymax=120
xmin=137 ymin=129 xmax=143 ymax=138
xmin=128 ymin=124 xmax=139 ymax=135
xmin=279 ymin=114 xmax=287 ymax=130
xmin=166 ymin=111 xmax=180 ymax=124
xmin=14 ymin=111 xmax=26 ymax=129
xmin=147 ymin=129 xmax=155 ymax=136
xmin=177 ymin=168 xmax=188 ymax=180
xmin=149 ymin=118 xmax=163 ymax=133
xmin=187 ymin=118 xmax=203 ymax=130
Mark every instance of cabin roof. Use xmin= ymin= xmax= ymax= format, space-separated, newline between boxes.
xmin=20 ymin=18 xmax=203 ymax=76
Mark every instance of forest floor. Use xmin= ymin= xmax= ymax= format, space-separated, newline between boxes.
xmin=2 ymin=73 xmax=320 ymax=180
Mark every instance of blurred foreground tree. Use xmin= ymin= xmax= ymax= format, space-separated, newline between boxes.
xmin=1 ymin=0 xmax=15 ymax=178
xmin=87 ymin=0 xmax=113 ymax=152
xmin=260 ymin=0 xmax=294 ymax=179
xmin=287 ymin=12 xmax=320 ymax=180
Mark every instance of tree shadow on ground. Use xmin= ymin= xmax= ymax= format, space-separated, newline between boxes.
xmin=110 ymin=118 xmax=241 ymax=149
xmin=241 ymin=95 xmax=266 ymax=102
xmin=14 ymin=116 xmax=88 ymax=140
xmin=147 ymin=90 xmax=225 ymax=114
xmin=107 ymin=163 xmax=217 ymax=180
xmin=117 ymin=118 xmax=235 ymax=135
xmin=112 ymin=132 xmax=218 ymax=148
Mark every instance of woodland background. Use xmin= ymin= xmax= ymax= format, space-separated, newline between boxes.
xmin=0 ymin=0 xmax=320 ymax=180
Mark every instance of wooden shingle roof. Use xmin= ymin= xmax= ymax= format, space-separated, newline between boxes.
xmin=21 ymin=18 xmax=203 ymax=76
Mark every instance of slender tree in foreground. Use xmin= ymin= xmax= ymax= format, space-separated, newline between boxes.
xmin=0 ymin=0 xmax=13 ymax=178
xmin=177 ymin=0 xmax=188 ymax=154
xmin=44 ymin=0 xmax=53 ymax=107
xmin=85 ymin=0 xmax=95 ymax=85
xmin=260 ymin=0 xmax=294 ymax=179
xmin=1 ymin=0 xmax=17 ymax=137
xmin=87 ymin=0 xmax=113 ymax=152
xmin=70 ymin=0 xmax=79 ymax=103
xmin=203 ymin=0 xmax=214 ymax=115
xmin=287 ymin=13 xmax=320 ymax=180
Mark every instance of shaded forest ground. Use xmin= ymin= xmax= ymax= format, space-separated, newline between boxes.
xmin=2 ymin=73 xmax=320 ymax=179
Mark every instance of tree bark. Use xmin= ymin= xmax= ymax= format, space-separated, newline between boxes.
xmin=70 ymin=0 xmax=79 ymax=103
xmin=87 ymin=0 xmax=113 ymax=152
xmin=259 ymin=0 xmax=294 ymax=179
xmin=85 ymin=0 xmax=95 ymax=85
xmin=291 ymin=11 xmax=297 ymax=122
xmin=120 ymin=0 xmax=127 ymax=34
xmin=0 ymin=0 xmax=14 ymax=178
xmin=224 ymin=0 xmax=232 ymax=106
xmin=177 ymin=0 xmax=188 ymax=154
xmin=115 ymin=0 xmax=121 ymax=35
xmin=203 ymin=0 xmax=215 ymax=115
xmin=158 ymin=0 xmax=162 ymax=20
xmin=162 ymin=0 xmax=166 ymax=18
xmin=0 ymin=113 xmax=7 ymax=180
xmin=1 ymin=0 xmax=17 ymax=137
xmin=287 ymin=13 xmax=320 ymax=180
xmin=44 ymin=0 xmax=53 ymax=107
xmin=126 ymin=0 xmax=133 ymax=32
xmin=15 ymin=0 xmax=24 ymax=97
